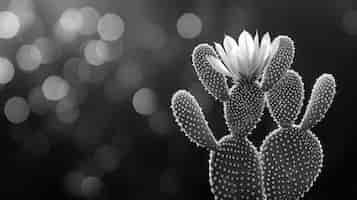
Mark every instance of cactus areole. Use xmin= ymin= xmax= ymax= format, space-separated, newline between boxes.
xmin=171 ymin=30 xmax=336 ymax=200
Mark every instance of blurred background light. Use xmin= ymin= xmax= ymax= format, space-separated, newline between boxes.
xmin=97 ymin=13 xmax=125 ymax=41
xmin=59 ymin=8 xmax=83 ymax=34
xmin=0 ymin=11 xmax=20 ymax=39
xmin=0 ymin=57 xmax=15 ymax=84
xmin=4 ymin=96 xmax=30 ymax=124
xmin=64 ymin=170 xmax=85 ymax=197
xmin=95 ymin=40 xmax=111 ymax=62
xmin=84 ymin=40 xmax=108 ymax=66
xmin=176 ymin=13 xmax=202 ymax=39
xmin=342 ymin=10 xmax=357 ymax=35
xmin=42 ymin=75 xmax=70 ymax=101
xmin=80 ymin=176 xmax=102 ymax=197
xmin=132 ymin=88 xmax=157 ymax=116
xmin=55 ymin=94 xmax=79 ymax=124
xmin=16 ymin=44 xmax=42 ymax=72
xmin=54 ymin=21 xmax=77 ymax=43
xmin=79 ymin=6 xmax=100 ymax=36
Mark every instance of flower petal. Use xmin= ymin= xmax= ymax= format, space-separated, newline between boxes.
xmin=214 ymin=42 xmax=231 ymax=70
xmin=226 ymin=46 xmax=241 ymax=78
xmin=250 ymin=31 xmax=260 ymax=75
xmin=239 ymin=30 xmax=255 ymax=60
xmin=254 ymin=31 xmax=259 ymax=50
xmin=259 ymin=33 xmax=272 ymax=65
xmin=236 ymin=37 xmax=250 ymax=77
xmin=261 ymin=32 xmax=271 ymax=46
xmin=237 ymin=48 xmax=249 ymax=76
xmin=223 ymin=35 xmax=238 ymax=53
xmin=206 ymin=56 xmax=233 ymax=77
xmin=228 ymin=46 xmax=237 ymax=68
xmin=262 ymin=36 xmax=280 ymax=69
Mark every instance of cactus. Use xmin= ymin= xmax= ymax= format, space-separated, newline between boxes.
xmin=170 ymin=30 xmax=336 ymax=200
xmin=261 ymin=72 xmax=336 ymax=200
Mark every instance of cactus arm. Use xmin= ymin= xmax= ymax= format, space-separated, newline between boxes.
xmin=261 ymin=36 xmax=295 ymax=92
xmin=192 ymin=44 xmax=230 ymax=102
xmin=171 ymin=90 xmax=220 ymax=151
xmin=224 ymin=81 xmax=264 ymax=136
xmin=300 ymin=74 xmax=336 ymax=130
xmin=266 ymin=70 xmax=304 ymax=128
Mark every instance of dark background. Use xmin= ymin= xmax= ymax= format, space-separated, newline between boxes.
xmin=1 ymin=0 xmax=355 ymax=199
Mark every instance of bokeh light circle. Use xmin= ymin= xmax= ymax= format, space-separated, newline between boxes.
xmin=95 ymin=40 xmax=111 ymax=62
xmin=42 ymin=76 xmax=70 ymax=101
xmin=81 ymin=176 xmax=102 ymax=197
xmin=0 ymin=57 xmax=15 ymax=84
xmin=176 ymin=13 xmax=202 ymax=39
xmin=0 ymin=11 xmax=20 ymax=39
xmin=342 ymin=10 xmax=357 ymax=35
xmin=4 ymin=96 xmax=30 ymax=124
xmin=16 ymin=44 xmax=42 ymax=72
xmin=84 ymin=40 xmax=106 ymax=66
xmin=64 ymin=170 xmax=85 ymax=197
xmin=59 ymin=8 xmax=83 ymax=33
xmin=132 ymin=88 xmax=157 ymax=115
xmin=79 ymin=6 xmax=100 ymax=36
xmin=97 ymin=13 xmax=125 ymax=41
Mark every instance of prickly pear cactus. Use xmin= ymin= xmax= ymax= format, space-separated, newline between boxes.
xmin=261 ymin=71 xmax=336 ymax=200
xmin=170 ymin=30 xmax=336 ymax=200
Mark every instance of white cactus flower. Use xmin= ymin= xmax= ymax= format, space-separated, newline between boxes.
xmin=207 ymin=30 xmax=280 ymax=81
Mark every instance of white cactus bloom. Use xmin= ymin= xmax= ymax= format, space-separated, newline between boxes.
xmin=207 ymin=30 xmax=280 ymax=81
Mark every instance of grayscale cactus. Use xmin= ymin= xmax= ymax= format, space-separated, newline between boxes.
xmin=170 ymin=30 xmax=336 ymax=200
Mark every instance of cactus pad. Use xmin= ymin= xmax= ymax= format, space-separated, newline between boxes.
xmin=209 ymin=135 xmax=265 ymax=200
xmin=266 ymin=70 xmax=304 ymax=127
xmin=300 ymin=74 xmax=336 ymax=130
xmin=171 ymin=90 xmax=219 ymax=150
xmin=224 ymin=81 xmax=264 ymax=136
xmin=192 ymin=44 xmax=230 ymax=101
xmin=260 ymin=127 xmax=323 ymax=200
